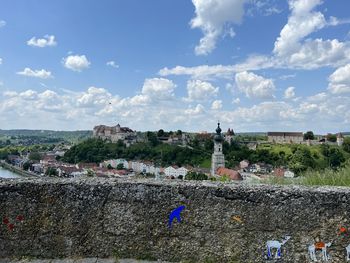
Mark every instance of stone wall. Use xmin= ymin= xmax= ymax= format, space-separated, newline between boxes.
xmin=1 ymin=178 xmax=350 ymax=262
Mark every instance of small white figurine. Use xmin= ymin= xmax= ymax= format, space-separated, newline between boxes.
xmin=308 ymin=242 xmax=332 ymax=262
xmin=266 ymin=236 xmax=291 ymax=259
xmin=346 ymin=244 xmax=350 ymax=261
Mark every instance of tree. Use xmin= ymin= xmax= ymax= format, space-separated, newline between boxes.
xmin=343 ymin=137 xmax=350 ymax=153
xmin=185 ymin=171 xmax=208 ymax=180
xmin=326 ymin=133 xmax=337 ymax=142
xmin=116 ymin=163 xmax=124 ymax=170
xmin=304 ymin=131 xmax=315 ymax=140
xmin=176 ymin=130 xmax=182 ymax=136
xmin=329 ymin=148 xmax=345 ymax=168
xmin=22 ymin=162 xmax=31 ymax=171
xmin=29 ymin=151 xmax=42 ymax=161
xmin=157 ymin=129 xmax=165 ymax=137
xmin=45 ymin=167 xmax=58 ymax=176
xmin=146 ymin=132 xmax=159 ymax=146
xmin=107 ymin=164 xmax=113 ymax=169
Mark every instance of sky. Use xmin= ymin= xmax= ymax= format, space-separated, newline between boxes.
xmin=0 ymin=0 xmax=350 ymax=133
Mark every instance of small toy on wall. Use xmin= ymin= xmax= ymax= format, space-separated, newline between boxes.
xmin=308 ymin=241 xmax=332 ymax=262
xmin=265 ymin=235 xmax=291 ymax=260
xmin=346 ymin=244 xmax=350 ymax=261
xmin=2 ymin=214 xmax=25 ymax=232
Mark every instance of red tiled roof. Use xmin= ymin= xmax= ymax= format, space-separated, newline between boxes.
xmin=216 ymin=167 xmax=243 ymax=180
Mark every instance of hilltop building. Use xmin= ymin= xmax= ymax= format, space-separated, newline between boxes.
xmin=337 ymin=133 xmax=344 ymax=146
xmin=267 ymin=132 xmax=303 ymax=144
xmin=225 ymin=128 xmax=235 ymax=144
xmin=211 ymin=122 xmax=225 ymax=176
xmin=93 ymin=123 xmax=137 ymax=146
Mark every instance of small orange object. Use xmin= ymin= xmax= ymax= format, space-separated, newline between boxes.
xmin=232 ymin=215 xmax=243 ymax=223
xmin=315 ymin=242 xmax=325 ymax=250
xmin=339 ymin=226 xmax=347 ymax=234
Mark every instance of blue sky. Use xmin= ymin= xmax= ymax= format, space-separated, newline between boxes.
xmin=1 ymin=0 xmax=350 ymax=133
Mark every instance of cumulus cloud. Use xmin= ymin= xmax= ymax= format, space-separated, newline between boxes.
xmin=0 ymin=58 xmax=2 ymax=65
xmin=106 ymin=61 xmax=119 ymax=68
xmin=328 ymin=64 xmax=350 ymax=94
xmin=0 ymin=20 xmax=6 ymax=28
xmin=284 ymin=86 xmax=296 ymax=99
xmin=233 ymin=98 xmax=240 ymax=104
xmin=63 ymin=55 xmax=90 ymax=72
xmin=235 ymin=71 xmax=275 ymax=99
xmin=190 ymin=0 xmax=246 ymax=55
xmin=27 ymin=35 xmax=57 ymax=47
xmin=141 ymin=78 xmax=176 ymax=100
xmin=17 ymin=68 xmax=53 ymax=79
xmin=185 ymin=104 xmax=205 ymax=115
xmin=211 ymin=100 xmax=222 ymax=110
xmin=185 ymin=79 xmax=219 ymax=101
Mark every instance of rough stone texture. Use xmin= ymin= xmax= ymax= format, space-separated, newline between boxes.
xmin=1 ymin=177 xmax=350 ymax=262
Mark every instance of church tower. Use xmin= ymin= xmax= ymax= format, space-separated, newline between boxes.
xmin=211 ymin=122 xmax=225 ymax=176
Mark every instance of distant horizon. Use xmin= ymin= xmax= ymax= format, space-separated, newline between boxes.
xmin=0 ymin=127 xmax=348 ymax=136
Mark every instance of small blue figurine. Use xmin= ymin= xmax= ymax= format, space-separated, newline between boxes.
xmin=168 ymin=205 xmax=185 ymax=229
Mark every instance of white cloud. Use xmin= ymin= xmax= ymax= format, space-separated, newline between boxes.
xmin=190 ymin=0 xmax=246 ymax=55
xmin=185 ymin=79 xmax=219 ymax=101
xmin=235 ymin=71 xmax=275 ymax=99
xmin=185 ymin=104 xmax=205 ymax=115
xmin=141 ymin=78 xmax=176 ymax=100
xmin=233 ymin=97 xmax=240 ymax=104
xmin=63 ymin=55 xmax=90 ymax=72
xmin=328 ymin=64 xmax=350 ymax=94
xmin=284 ymin=86 xmax=295 ymax=99
xmin=211 ymin=100 xmax=222 ymax=110
xmin=17 ymin=68 xmax=53 ymax=79
xmin=27 ymin=35 xmax=57 ymax=47
xmin=106 ymin=61 xmax=119 ymax=68
xmin=273 ymin=0 xmax=326 ymax=57
xmin=0 ymin=20 xmax=6 ymax=28
xmin=0 ymin=58 xmax=2 ymax=65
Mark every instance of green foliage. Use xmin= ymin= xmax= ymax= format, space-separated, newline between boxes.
xmin=116 ymin=163 xmax=124 ymax=170
xmin=185 ymin=171 xmax=208 ymax=180
xmin=326 ymin=133 xmax=337 ymax=142
xmin=304 ymin=131 xmax=315 ymax=140
xmin=45 ymin=167 xmax=58 ymax=176
xmin=343 ymin=137 xmax=350 ymax=153
xmin=28 ymin=151 xmax=42 ymax=161
xmin=22 ymin=162 xmax=31 ymax=171
xmin=107 ymin=164 xmax=113 ymax=169
xmin=87 ymin=169 xmax=95 ymax=177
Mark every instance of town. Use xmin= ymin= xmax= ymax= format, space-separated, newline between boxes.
xmin=1 ymin=122 xmax=349 ymax=185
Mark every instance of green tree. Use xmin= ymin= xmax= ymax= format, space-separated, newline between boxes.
xmin=45 ymin=167 xmax=58 ymax=176
xmin=304 ymin=131 xmax=315 ymax=140
xmin=116 ymin=163 xmax=124 ymax=170
xmin=29 ymin=151 xmax=42 ymax=161
xmin=326 ymin=133 xmax=337 ymax=142
xmin=157 ymin=129 xmax=165 ymax=137
xmin=343 ymin=137 xmax=350 ymax=153
xmin=185 ymin=171 xmax=208 ymax=180
xmin=107 ymin=164 xmax=113 ymax=169
xmin=87 ymin=169 xmax=95 ymax=177
xmin=176 ymin=130 xmax=182 ymax=136
xmin=329 ymin=148 xmax=345 ymax=168
xmin=22 ymin=162 xmax=31 ymax=171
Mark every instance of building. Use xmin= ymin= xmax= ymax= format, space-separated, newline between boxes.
xmin=267 ymin=132 xmax=303 ymax=144
xmin=164 ymin=166 xmax=188 ymax=179
xmin=211 ymin=122 xmax=225 ymax=176
xmin=93 ymin=123 xmax=137 ymax=146
xmin=103 ymin=159 xmax=129 ymax=169
xmin=239 ymin=160 xmax=249 ymax=170
xmin=225 ymin=128 xmax=235 ymax=144
xmin=337 ymin=133 xmax=344 ymax=146
xmin=216 ymin=167 xmax=242 ymax=181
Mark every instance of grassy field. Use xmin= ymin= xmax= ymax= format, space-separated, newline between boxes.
xmin=266 ymin=163 xmax=350 ymax=187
